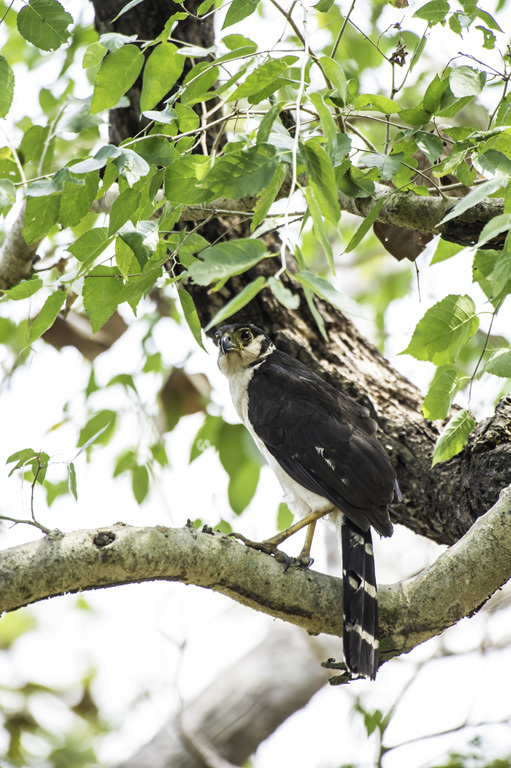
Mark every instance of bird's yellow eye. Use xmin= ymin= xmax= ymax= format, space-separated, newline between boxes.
xmin=239 ymin=328 xmax=253 ymax=344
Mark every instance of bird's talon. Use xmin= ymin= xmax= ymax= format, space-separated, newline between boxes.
xmin=230 ymin=532 xmax=290 ymax=568
xmin=297 ymin=554 xmax=314 ymax=569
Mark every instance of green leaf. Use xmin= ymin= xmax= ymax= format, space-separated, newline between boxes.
xmin=256 ymin=101 xmax=285 ymax=144
xmin=5 ymin=277 xmax=43 ymax=300
xmin=58 ymin=170 xmax=100 ymax=228
xmin=69 ymin=228 xmax=113 ymax=270
xmin=68 ymin=462 xmax=78 ymax=501
xmin=304 ymin=186 xmax=334 ymax=272
xmin=205 ymin=276 xmax=266 ymax=330
xmin=202 ymin=144 xmax=278 ymax=199
xmin=181 ymin=61 xmax=219 ymax=106
xmin=449 ymin=66 xmax=485 ymax=98
xmin=430 ymin=239 xmax=464 ymax=265
xmin=132 ymin=464 xmax=149 ymax=504
xmin=28 ymin=290 xmax=67 ymax=344
xmin=229 ymin=56 xmax=298 ymax=103
xmin=432 ymin=409 xmax=475 ymax=466
xmin=222 ymin=34 xmax=257 ymax=52
xmin=413 ymin=0 xmax=449 ymax=24
xmin=178 ymin=288 xmax=206 ymax=351
xmin=438 ymin=178 xmax=505 ymax=226
xmin=164 ymin=155 xmax=213 ymax=205
xmin=314 ymin=0 xmax=335 ymax=11
xmin=268 ymin=276 xmax=300 ymax=309
xmin=251 ymin=163 xmax=286 ymax=231
xmin=493 ymin=239 xmax=511 ymax=298
xmin=222 ymin=0 xmax=260 ymax=29
xmin=415 ymin=133 xmax=444 ymax=164
xmin=422 ymin=366 xmax=460 ymax=420
xmin=398 ymin=107 xmax=431 ymax=126
xmin=401 ymin=294 xmax=479 ymax=365
xmin=91 ymin=44 xmax=144 ymax=114
xmin=364 ymin=152 xmax=404 ymax=181
xmin=83 ymin=41 xmax=107 ymax=69
xmin=353 ymin=94 xmax=400 ymax=114
xmin=107 ymin=373 xmax=137 ymax=392
xmin=475 ymin=214 xmax=511 ymax=249
xmin=228 ymin=460 xmax=260 ymax=514
xmin=473 ymin=149 xmax=511 ymax=179
xmin=345 ymin=198 xmax=385 ymax=252
xmin=190 ymin=414 xmax=222 ymax=462
xmin=119 ymin=220 xmax=158 ymax=267
xmin=75 ymin=423 xmax=114 ymax=460
xmin=70 ymin=144 xmax=123 ymax=174
xmin=150 ymin=441 xmax=169 ymax=467
xmin=108 ymin=187 xmax=141 ymax=236
xmin=303 ymin=141 xmax=340 ymax=225
xmin=310 ymin=92 xmax=337 ymax=152
xmin=188 ymin=239 xmax=267 ymax=286
xmin=83 ymin=266 xmax=125 ymax=334
xmin=77 ymin=411 xmax=117 ymax=450
xmin=483 ymin=348 xmax=511 ymax=378
xmin=294 ymin=271 xmax=363 ymax=317
xmin=23 ymin=193 xmax=60 ymax=244
xmin=7 ymin=448 xmax=38 ymax=476
xmin=17 ymin=0 xmax=73 ymax=51
xmin=277 ymin=502 xmax=294 ymax=530
xmin=140 ymin=43 xmax=185 ymax=112
xmin=320 ymin=57 xmax=348 ymax=105
xmin=0 ymin=56 xmax=15 ymax=118
xmin=423 ymin=74 xmax=447 ymax=113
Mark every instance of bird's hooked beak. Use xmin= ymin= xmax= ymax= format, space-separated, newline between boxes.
xmin=216 ymin=332 xmax=236 ymax=355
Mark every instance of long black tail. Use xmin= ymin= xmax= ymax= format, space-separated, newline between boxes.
xmin=341 ymin=521 xmax=379 ymax=680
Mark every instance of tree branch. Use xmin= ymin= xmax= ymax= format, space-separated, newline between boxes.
xmin=1 ymin=169 xmax=504 ymax=292
xmin=2 ymin=485 xmax=510 ymax=666
xmin=0 ymin=203 xmax=40 ymax=291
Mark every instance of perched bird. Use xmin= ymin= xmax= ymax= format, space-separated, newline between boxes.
xmin=215 ymin=323 xmax=401 ymax=680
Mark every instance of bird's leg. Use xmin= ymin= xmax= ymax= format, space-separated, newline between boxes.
xmin=296 ymin=521 xmax=317 ymax=569
xmin=230 ymin=507 xmax=331 ymax=567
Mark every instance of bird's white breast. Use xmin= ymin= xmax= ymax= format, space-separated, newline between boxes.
xmin=225 ymin=364 xmax=334 ymax=520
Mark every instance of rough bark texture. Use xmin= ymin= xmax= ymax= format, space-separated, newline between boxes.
xmin=85 ymin=0 xmax=511 ymax=549
xmin=2 ymin=485 xmax=511 ymax=660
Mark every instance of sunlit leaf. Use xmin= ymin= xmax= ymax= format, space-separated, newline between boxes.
xmin=0 ymin=56 xmax=14 ymax=118
xmin=91 ymin=44 xmax=144 ymax=114
xmin=17 ymin=0 xmax=73 ymax=51
xmin=178 ymin=288 xmax=206 ymax=351
xmin=483 ymin=348 xmax=511 ymax=378
xmin=401 ymin=294 xmax=479 ymax=365
xmin=422 ymin=366 xmax=460 ymax=420
xmin=28 ymin=290 xmax=67 ymax=344
xmin=432 ymin=409 xmax=475 ymax=466
xmin=205 ymin=276 xmax=266 ymax=330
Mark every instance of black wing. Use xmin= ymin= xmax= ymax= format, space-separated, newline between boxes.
xmin=247 ymin=350 xmax=396 ymax=536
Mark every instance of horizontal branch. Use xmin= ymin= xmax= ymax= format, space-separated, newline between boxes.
xmin=91 ymin=175 xmax=504 ymax=243
xmin=2 ymin=485 xmax=511 ymax=668
xmin=1 ymin=168 xmax=504 ymax=291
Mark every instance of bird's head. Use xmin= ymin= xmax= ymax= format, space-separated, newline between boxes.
xmin=215 ymin=324 xmax=275 ymax=375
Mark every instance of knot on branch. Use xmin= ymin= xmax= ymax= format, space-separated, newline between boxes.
xmin=93 ymin=531 xmax=116 ymax=548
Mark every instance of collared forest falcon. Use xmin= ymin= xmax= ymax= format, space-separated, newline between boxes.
xmin=215 ymin=323 xmax=401 ymax=680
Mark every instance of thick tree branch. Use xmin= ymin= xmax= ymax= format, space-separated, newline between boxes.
xmin=2 ymin=485 xmax=510 ymax=666
xmin=1 ymin=170 xmax=504 ymax=291
xmin=116 ymin=625 xmax=331 ymax=768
